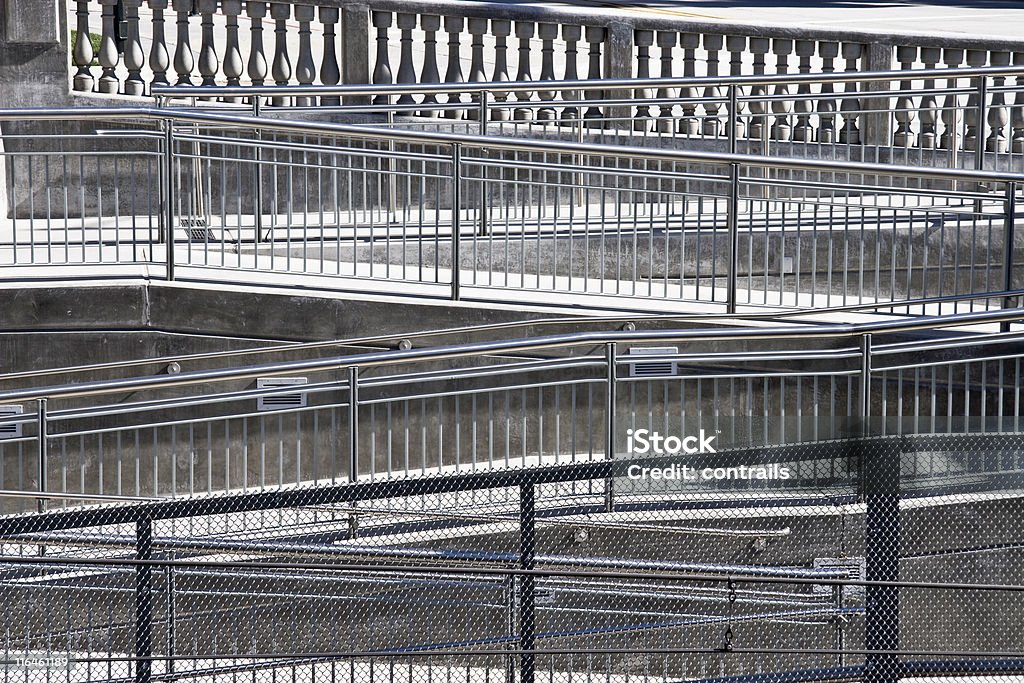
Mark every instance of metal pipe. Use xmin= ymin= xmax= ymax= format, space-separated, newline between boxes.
xmin=147 ymin=64 xmax=1024 ymax=99
xmin=1 ymin=306 xmax=1022 ymax=403
xmin=451 ymin=143 xmax=462 ymax=301
xmin=726 ymin=163 xmax=740 ymax=315
xmin=1004 ymin=181 xmax=1018 ymax=333
xmin=604 ymin=342 xmax=616 ymax=512
xmin=5 ymin=287 xmax=1021 ymax=386
xmin=3 ymin=106 xmax=1024 ymax=184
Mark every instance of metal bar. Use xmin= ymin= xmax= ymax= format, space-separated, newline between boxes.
xmin=165 ymin=563 xmax=175 ymax=675
xmin=6 ymin=106 xmax=1024 ymax=184
xmin=726 ymin=162 xmax=740 ymax=314
xmin=135 ymin=516 xmax=153 ymax=683
xmin=147 ymin=64 xmax=1024 ymax=99
xmin=604 ymin=342 xmax=616 ymax=513
xmin=36 ymin=397 xmax=47 ymax=514
xmin=161 ymin=119 xmax=175 ymax=281
xmin=252 ymin=96 xmax=264 ymax=243
xmin=1004 ymin=181 xmax=1018 ymax=332
xmin=3 ymin=307 xmax=1024 ymax=404
xmin=519 ymin=482 xmax=536 ymax=683
xmin=348 ymin=366 xmax=359 ymax=483
xmin=451 ymin=143 xmax=462 ymax=301
xmin=863 ymin=439 xmax=902 ymax=683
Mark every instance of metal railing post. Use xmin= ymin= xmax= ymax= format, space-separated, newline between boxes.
xmin=726 ymin=163 xmax=740 ymax=314
xmin=479 ymin=91 xmax=490 ymax=237
xmin=252 ymin=96 xmax=264 ymax=243
xmin=727 ymin=83 xmax=738 ymax=155
xmin=348 ymin=366 xmax=359 ymax=483
xmin=860 ymin=333 xmax=872 ymax=439
xmin=604 ymin=342 xmax=616 ymax=512
xmin=518 ymin=482 xmax=536 ymax=683
xmin=36 ymin=398 xmax=46 ymax=515
xmin=451 ymin=143 xmax=462 ymax=301
xmin=161 ymin=119 xmax=175 ymax=281
xmin=1004 ymin=181 xmax=1018 ymax=333
xmin=165 ymin=561 xmax=175 ymax=674
xmin=135 ymin=515 xmax=153 ymax=683
xmin=975 ymin=75 xmax=989 ymax=171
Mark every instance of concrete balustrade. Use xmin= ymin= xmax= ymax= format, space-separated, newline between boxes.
xmin=0 ymin=0 xmax=1020 ymax=150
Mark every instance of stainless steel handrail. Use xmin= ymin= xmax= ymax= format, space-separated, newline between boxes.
xmin=2 ymin=106 xmax=1021 ymax=184
xmin=148 ymin=65 xmax=1024 ymax=99
xmin=0 ymin=306 xmax=1020 ymax=402
xmin=5 ymin=288 xmax=1019 ymax=386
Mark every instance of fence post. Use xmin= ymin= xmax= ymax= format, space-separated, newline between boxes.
xmin=348 ymin=366 xmax=359 ymax=483
xmin=518 ymin=482 xmax=536 ymax=683
xmin=165 ymin=560 xmax=176 ymax=674
xmin=604 ymin=342 xmax=616 ymax=512
xmin=135 ymin=515 xmax=154 ymax=683
xmin=161 ymin=119 xmax=176 ymax=281
xmin=1003 ymin=181 xmax=1018 ymax=333
xmin=36 ymin=398 xmax=47 ymax=515
xmin=863 ymin=437 xmax=901 ymax=683
xmin=341 ymin=2 xmax=371 ymax=104
xmin=451 ymin=143 xmax=462 ymax=301
xmin=725 ymin=163 xmax=740 ymax=314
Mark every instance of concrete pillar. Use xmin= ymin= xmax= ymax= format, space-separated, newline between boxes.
xmin=598 ymin=20 xmax=630 ymax=129
xmin=862 ymin=41 xmax=895 ymax=147
xmin=0 ymin=0 xmax=70 ymax=106
xmin=341 ymin=2 xmax=371 ymax=105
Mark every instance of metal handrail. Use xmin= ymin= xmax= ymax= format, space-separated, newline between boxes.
xmin=5 ymin=288 xmax=1020 ymax=386
xmin=2 ymin=106 xmax=1021 ymax=184
xmin=0 ymin=306 xmax=1021 ymax=403
xmin=149 ymin=64 xmax=1024 ymax=100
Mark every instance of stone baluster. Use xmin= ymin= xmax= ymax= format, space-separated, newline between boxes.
xmin=839 ymin=43 xmax=863 ymax=144
xmin=171 ymin=0 xmax=195 ymax=86
xmin=370 ymin=11 xmax=392 ymax=105
xmin=72 ymin=0 xmax=96 ymax=91
xmin=726 ymin=35 xmax=747 ymax=139
xmin=816 ymin=41 xmax=839 ymax=144
xmin=465 ymin=18 xmax=488 ymax=121
xmin=792 ymin=40 xmax=815 ymax=141
xmin=963 ymin=49 xmax=988 ymax=151
xmin=197 ymin=0 xmax=220 ymax=95
xmin=395 ymin=13 xmax=418 ymax=107
xmin=584 ymin=26 xmax=606 ymax=124
xmin=536 ymin=23 xmax=558 ymax=121
xmin=319 ymin=7 xmax=342 ymax=106
xmin=893 ymin=46 xmax=917 ymax=147
xmin=491 ymin=20 xmax=513 ymax=122
xmin=514 ymin=22 xmax=536 ymax=121
xmin=97 ymin=0 xmax=121 ymax=93
xmin=443 ymin=17 xmax=466 ymax=119
xmin=939 ymin=48 xmax=964 ymax=150
xmin=702 ymin=34 xmax=724 ymax=137
xmin=1013 ymin=52 xmax=1024 ymax=153
xmin=770 ymin=38 xmax=794 ymax=140
xmin=122 ymin=0 xmax=146 ymax=95
xmin=986 ymin=51 xmax=1011 ymax=153
xmin=561 ymin=25 xmax=582 ymax=123
xmin=247 ymin=1 xmax=269 ymax=88
xmin=654 ymin=31 xmax=677 ymax=134
xmin=918 ymin=47 xmax=940 ymax=148
xmin=747 ymin=37 xmax=769 ymax=140
xmin=676 ymin=33 xmax=698 ymax=135
xmin=292 ymin=5 xmax=316 ymax=106
xmin=147 ymin=0 xmax=170 ymax=88
xmin=419 ymin=15 xmax=442 ymax=115
xmin=269 ymin=3 xmax=293 ymax=104
xmin=632 ymin=30 xmax=654 ymax=131
xmin=221 ymin=1 xmax=244 ymax=102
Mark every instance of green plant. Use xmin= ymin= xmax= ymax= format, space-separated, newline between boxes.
xmin=70 ymin=29 xmax=102 ymax=66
